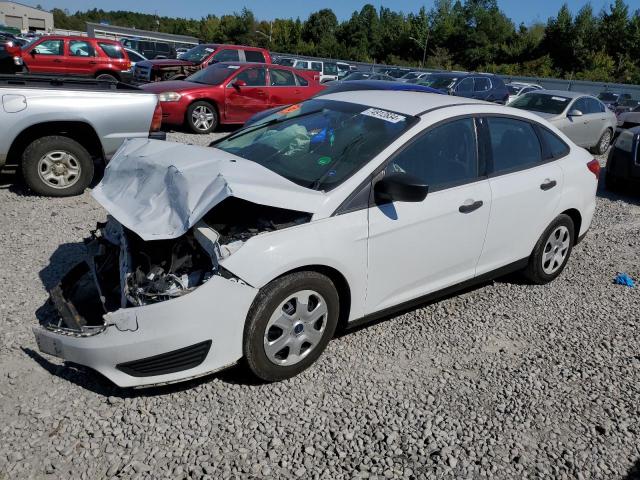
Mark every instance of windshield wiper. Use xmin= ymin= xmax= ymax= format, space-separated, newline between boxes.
xmin=212 ymin=109 xmax=324 ymax=146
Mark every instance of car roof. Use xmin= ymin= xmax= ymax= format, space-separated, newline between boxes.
xmin=323 ymin=80 xmax=443 ymax=95
xmin=319 ymin=90 xmax=487 ymax=116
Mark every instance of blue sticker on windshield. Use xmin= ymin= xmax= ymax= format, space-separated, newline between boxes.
xmin=327 ymin=170 xmax=337 ymax=176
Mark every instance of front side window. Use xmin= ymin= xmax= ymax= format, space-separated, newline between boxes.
xmin=98 ymin=42 xmax=124 ymax=59
xmin=214 ymin=99 xmax=416 ymax=191
xmin=232 ymin=67 xmax=266 ymax=86
xmin=457 ymin=77 xmax=474 ymax=93
xmin=213 ymin=49 xmax=240 ymax=63
xmin=311 ymin=62 xmax=323 ymax=72
xmin=324 ymin=63 xmax=338 ymax=75
xmin=386 ymin=118 xmax=479 ymax=190
xmin=270 ymin=68 xmax=296 ymax=86
xmin=69 ymin=40 xmax=95 ymax=57
xmin=572 ymin=98 xmax=590 ymax=114
xmin=585 ymin=98 xmax=605 ymax=113
xmin=33 ymin=39 xmax=63 ymax=55
xmin=487 ymin=117 xmax=542 ymax=174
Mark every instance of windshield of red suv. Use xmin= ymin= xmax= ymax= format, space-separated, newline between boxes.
xmin=187 ymin=63 xmax=240 ymax=85
xmin=181 ymin=45 xmax=217 ymax=63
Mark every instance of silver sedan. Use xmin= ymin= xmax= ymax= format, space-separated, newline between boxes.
xmin=509 ymin=90 xmax=617 ymax=154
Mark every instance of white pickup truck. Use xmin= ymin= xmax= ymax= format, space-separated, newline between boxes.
xmin=0 ymin=75 xmax=165 ymax=196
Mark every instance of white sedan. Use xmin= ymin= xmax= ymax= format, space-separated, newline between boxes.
xmin=33 ymin=91 xmax=599 ymax=387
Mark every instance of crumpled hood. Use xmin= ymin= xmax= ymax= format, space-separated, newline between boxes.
xmin=92 ymin=139 xmax=326 ymax=241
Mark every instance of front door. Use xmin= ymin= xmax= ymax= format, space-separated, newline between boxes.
xmin=366 ymin=117 xmax=491 ymax=314
xmin=224 ymin=66 xmax=269 ymax=123
xmin=476 ymin=116 xmax=564 ymax=275
xmin=24 ymin=38 xmax=65 ymax=74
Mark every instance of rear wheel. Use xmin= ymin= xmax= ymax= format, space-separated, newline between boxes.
xmin=95 ymin=73 xmax=118 ymax=82
xmin=186 ymin=101 xmax=218 ymax=134
xmin=592 ymin=129 xmax=612 ymax=155
xmin=523 ymin=214 xmax=575 ymax=284
xmin=244 ymin=271 xmax=339 ymax=382
xmin=22 ymin=136 xmax=94 ymax=197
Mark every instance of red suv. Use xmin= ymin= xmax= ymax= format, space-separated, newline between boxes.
xmin=133 ymin=44 xmax=272 ymax=83
xmin=20 ymin=36 xmax=131 ymax=81
xmin=141 ymin=62 xmax=324 ymax=133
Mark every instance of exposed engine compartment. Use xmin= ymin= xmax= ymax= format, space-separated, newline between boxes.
xmin=47 ymin=198 xmax=312 ymax=334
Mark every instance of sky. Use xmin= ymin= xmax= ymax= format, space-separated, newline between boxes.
xmin=28 ymin=0 xmax=621 ymax=26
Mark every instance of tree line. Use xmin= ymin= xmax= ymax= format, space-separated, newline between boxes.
xmin=50 ymin=0 xmax=640 ymax=84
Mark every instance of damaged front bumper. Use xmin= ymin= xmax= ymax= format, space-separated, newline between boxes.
xmin=33 ymin=220 xmax=259 ymax=388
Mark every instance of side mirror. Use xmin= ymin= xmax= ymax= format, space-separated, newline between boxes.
xmin=233 ymin=79 xmax=247 ymax=89
xmin=568 ymin=109 xmax=583 ymax=117
xmin=374 ymin=173 xmax=428 ymax=204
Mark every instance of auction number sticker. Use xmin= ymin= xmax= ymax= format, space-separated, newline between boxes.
xmin=551 ymin=96 xmax=569 ymax=102
xmin=360 ymin=108 xmax=406 ymax=123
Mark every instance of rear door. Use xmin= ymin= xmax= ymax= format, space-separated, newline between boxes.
xmin=66 ymin=39 xmax=96 ymax=76
xmin=583 ymin=97 xmax=609 ymax=146
xmin=476 ymin=116 xmax=564 ymax=275
xmin=25 ymin=38 xmax=65 ymax=73
xmin=473 ymin=77 xmax=492 ymax=101
xmin=224 ymin=66 xmax=269 ymax=123
xmin=268 ymin=67 xmax=302 ymax=107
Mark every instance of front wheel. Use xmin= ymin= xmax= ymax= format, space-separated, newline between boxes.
xmin=22 ymin=136 xmax=94 ymax=197
xmin=186 ymin=101 xmax=218 ymax=134
xmin=523 ymin=214 xmax=575 ymax=285
xmin=243 ymin=271 xmax=339 ymax=382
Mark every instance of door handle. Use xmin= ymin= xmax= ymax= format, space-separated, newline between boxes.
xmin=256 ymin=90 xmax=266 ymax=96
xmin=88 ymin=61 xmax=98 ymax=65
xmin=459 ymin=200 xmax=483 ymax=214
xmin=53 ymin=59 xmax=63 ymax=63
xmin=540 ymin=179 xmax=557 ymax=191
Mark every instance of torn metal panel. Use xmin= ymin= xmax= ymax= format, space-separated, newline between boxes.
xmin=92 ymin=139 xmax=326 ymax=241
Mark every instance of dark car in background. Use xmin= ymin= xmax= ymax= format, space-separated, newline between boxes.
xmin=0 ymin=39 xmax=21 ymax=74
xmin=417 ymin=72 xmax=509 ymax=104
xmin=341 ymin=72 xmax=396 ymax=82
xmin=605 ymin=126 xmax=640 ymax=193
xmin=120 ymin=38 xmax=179 ymax=60
xmin=598 ymin=92 xmax=633 ymax=111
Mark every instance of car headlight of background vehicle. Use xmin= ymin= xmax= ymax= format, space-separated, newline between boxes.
xmin=158 ymin=92 xmax=182 ymax=102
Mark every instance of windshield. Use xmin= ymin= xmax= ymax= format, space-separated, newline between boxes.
xmin=343 ymin=72 xmax=370 ymax=81
xmin=510 ymin=93 xmax=570 ymax=115
xmin=422 ymin=75 xmax=458 ymax=90
xmin=402 ymin=72 xmax=421 ymax=80
xmin=598 ymin=92 xmax=619 ymax=102
xmin=181 ymin=45 xmax=217 ymax=63
xmin=187 ymin=63 xmax=239 ymax=85
xmin=214 ymin=99 xmax=416 ymax=191
xmin=278 ymin=58 xmax=295 ymax=67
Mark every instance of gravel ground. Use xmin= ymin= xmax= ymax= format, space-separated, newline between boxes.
xmin=0 ymin=137 xmax=639 ymax=480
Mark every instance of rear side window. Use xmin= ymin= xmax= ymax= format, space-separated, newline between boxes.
xmin=386 ymin=118 xmax=479 ymax=191
xmin=99 ymin=43 xmax=125 ymax=59
xmin=295 ymin=74 xmax=308 ymax=86
xmin=156 ymin=43 xmax=170 ymax=54
xmin=270 ymin=68 xmax=296 ymax=86
xmin=474 ymin=77 xmax=491 ymax=92
xmin=245 ymin=50 xmax=265 ymax=63
xmin=538 ymin=127 xmax=570 ymax=159
xmin=214 ymin=49 xmax=240 ymax=62
xmin=487 ymin=117 xmax=542 ymax=174
xmin=69 ymin=40 xmax=95 ymax=57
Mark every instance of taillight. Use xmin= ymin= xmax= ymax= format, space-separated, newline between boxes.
xmin=587 ymin=159 xmax=601 ymax=179
xmin=150 ymin=101 xmax=162 ymax=132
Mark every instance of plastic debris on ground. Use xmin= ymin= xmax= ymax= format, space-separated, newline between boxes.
xmin=613 ymin=273 xmax=636 ymax=288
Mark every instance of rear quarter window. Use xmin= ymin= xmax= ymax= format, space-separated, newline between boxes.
xmin=538 ymin=127 xmax=570 ymax=159
xmin=99 ymin=43 xmax=125 ymax=59
xmin=245 ymin=50 xmax=265 ymax=63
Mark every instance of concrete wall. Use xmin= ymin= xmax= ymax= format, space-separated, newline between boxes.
xmin=0 ymin=1 xmax=53 ymax=33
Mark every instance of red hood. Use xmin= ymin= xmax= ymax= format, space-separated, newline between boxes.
xmin=138 ymin=59 xmax=199 ymax=68
xmin=141 ymin=80 xmax=208 ymax=93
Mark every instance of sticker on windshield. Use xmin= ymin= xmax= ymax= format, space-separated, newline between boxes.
xmin=360 ymin=108 xmax=406 ymax=123
xmin=205 ymin=48 xmax=215 ymax=53
xmin=280 ymin=104 xmax=301 ymax=115
xmin=227 ymin=65 xmax=240 ymax=69
xmin=551 ymin=96 xmax=569 ymax=102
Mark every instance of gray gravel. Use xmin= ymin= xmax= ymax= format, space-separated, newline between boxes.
xmin=0 ymin=142 xmax=639 ymax=480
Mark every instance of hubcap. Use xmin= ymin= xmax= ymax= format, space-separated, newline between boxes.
xmin=191 ymin=106 xmax=214 ymax=131
xmin=542 ymin=226 xmax=570 ymax=275
xmin=37 ymin=151 xmax=81 ymax=189
xmin=263 ymin=290 xmax=328 ymax=366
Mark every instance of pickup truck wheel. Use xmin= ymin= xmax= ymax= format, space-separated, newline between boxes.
xmin=244 ymin=271 xmax=339 ymax=382
xmin=22 ymin=136 xmax=94 ymax=197
xmin=186 ymin=101 xmax=217 ymax=134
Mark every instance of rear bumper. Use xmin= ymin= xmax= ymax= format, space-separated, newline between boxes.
xmin=33 ymin=274 xmax=258 ymax=388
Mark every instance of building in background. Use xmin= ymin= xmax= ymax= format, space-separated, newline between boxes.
xmin=0 ymin=1 xmax=53 ymax=33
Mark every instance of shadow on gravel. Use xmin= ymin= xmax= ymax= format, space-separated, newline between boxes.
xmin=597 ymin=166 xmax=640 ymax=206
xmin=624 ymin=459 xmax=640 ymax=480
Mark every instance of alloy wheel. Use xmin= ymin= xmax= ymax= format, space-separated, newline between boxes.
xmin=191 ymin=105 xmax=215 ymax=131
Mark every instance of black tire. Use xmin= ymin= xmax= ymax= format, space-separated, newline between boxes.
xmin=22 ymin=136 xmax=94 ymax=197
xmin=592 ymin=129 xmax=613 ymax=155
xmin=186 ymin=101 xmax=218 ymax=134
xmin=523 ymin=214 xmax=575 ymax=285
xmin=244 ymin=271 xmax=339 ymax=382
xmin=95 ymin=73 xmax=118 ymax=82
